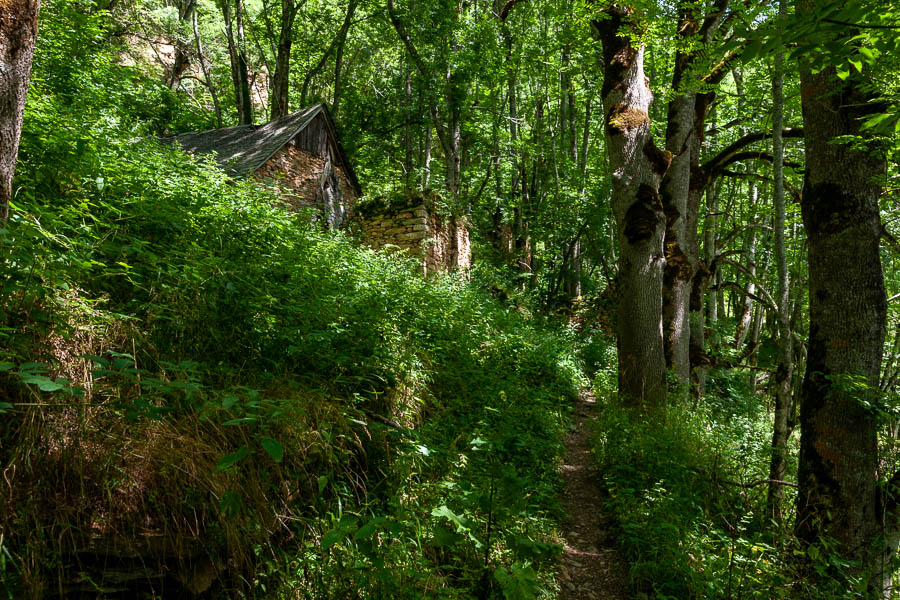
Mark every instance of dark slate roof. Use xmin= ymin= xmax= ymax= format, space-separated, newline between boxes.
xmin=163 ymin=104 xmax=361 ymax=194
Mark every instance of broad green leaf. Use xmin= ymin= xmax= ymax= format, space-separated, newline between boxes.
xmin=321 ymin=529 xmax=346 ymax=549
xmin=215 ymin=445 xmax=249 ymax=472
xmin=260 ymin=437 xmax=284 ymax=462
xmin=432 ymin=505 xmax=468 ymax=533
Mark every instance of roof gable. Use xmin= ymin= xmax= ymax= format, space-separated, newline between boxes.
xmin=164 ymin=104 xmax=361 ymax=195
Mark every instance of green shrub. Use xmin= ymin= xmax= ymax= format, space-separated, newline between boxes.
xmin=1 ymin=48 xmax=583 ymax=597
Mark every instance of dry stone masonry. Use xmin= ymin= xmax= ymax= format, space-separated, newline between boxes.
xmin=254 ymin=144 xmax=357 ymax=228
xmin=351 ymin=195 xmax=471 ymax=276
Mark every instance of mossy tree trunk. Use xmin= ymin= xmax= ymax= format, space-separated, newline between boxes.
xmin=593 ymin=8 xmax=669 ymax=412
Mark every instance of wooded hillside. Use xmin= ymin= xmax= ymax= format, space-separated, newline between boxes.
xmin=2 ymin=0 xmax=900 ymax=598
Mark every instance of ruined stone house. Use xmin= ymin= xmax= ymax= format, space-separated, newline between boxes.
xmin=165 ymin=103 xmax=360 ymax=228
xmin=166 ymin=105 xmax=470 ymax=274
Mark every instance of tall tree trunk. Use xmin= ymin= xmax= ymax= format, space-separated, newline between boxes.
xmin=660 ymin=8 xmax=697 ymax=387
xmin=234 ymin=0 xmax=252 ymax=124
xmin=593 ymin=8 xmax=669 ymax=412
xmin=0 ymin=0 xmax=40 ymax=222
xmin=705 ymin=179 xmax=721 ymax=335
xmin=331 ymin=0 xmax=353 ymax=118
xmin=767 ymin=0 xmax=793 ymax=522
xmin=662 ymin=0 xmax=731 ymax=389
xmin=387 ymin=0 xmax=463 ymax=205
xmin=795 ymin=59 xmax=893 ymax=593
xmin=695 ymin=178 xmax=721 ymax=395
xmin=221 ymin=0 xmax=252 ymax=124
xmin=734 ymin=185 xmax=759 ymax=349
xmin=269 ymin=0 xmax=298 ymax=119
xmin=422 ymin=124 xmax=432 ymax=190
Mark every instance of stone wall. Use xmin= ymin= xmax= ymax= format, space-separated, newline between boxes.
xmin=253 ymin=144 xmax=357 ymax=227
xmin=351 ymin=196 xmax=471 ymax=276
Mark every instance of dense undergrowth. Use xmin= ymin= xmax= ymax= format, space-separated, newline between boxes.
xmin=588 ymin=334 xmax=900 ymax=599
xmin=0 ymin=7 xmax=584 ymax=597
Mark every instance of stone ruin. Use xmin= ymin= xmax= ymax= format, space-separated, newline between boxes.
xmin=350 ymin=194 xmax=471 ymax=276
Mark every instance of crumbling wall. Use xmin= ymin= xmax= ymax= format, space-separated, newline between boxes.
xmin=351 ymin=196 xmax=471 ymax=276
xmin=253 ymin=145 xmax=357 ymax=226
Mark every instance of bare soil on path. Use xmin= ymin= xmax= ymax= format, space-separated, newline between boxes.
xmin=556 ymin=390 xmax=630 ymax=599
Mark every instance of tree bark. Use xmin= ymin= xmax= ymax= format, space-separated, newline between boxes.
xmin=733 ymin=183 xmax=759 ymax=349
xmin=593 ymin=9 xmax=669 ymax=412
xmin=659 ymin=6 xmax=698 ymax=387
xmin=269 ymin=0 xmax=299 ymax=119
xmin=767 ymin=0 xmax=793 ymax=523
xmin=221 ymin=0 xmax=252 ymax=125
xmin=794 ymin=58 xmax=891 ymax=592
xmin=661 ymin=0 xmax=732 ymax=389
xmin=167 ymin=0 xmax=196 ymax=90
xmin=0 ymin=0 xmax=40 ymax=221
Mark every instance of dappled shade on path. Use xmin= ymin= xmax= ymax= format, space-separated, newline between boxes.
xmin=557 ymin=391 xmax=629 ymax=599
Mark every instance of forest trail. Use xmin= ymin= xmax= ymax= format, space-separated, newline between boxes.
xmin=557 ymin=390 xmax=630 ymax=599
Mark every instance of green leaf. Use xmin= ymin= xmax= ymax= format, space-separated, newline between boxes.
xmin=219 ymin=490 xmax=242 ymax=517
xmin=222 ymin=417 xmax=258 ymax=426
xmin=495 ymin=563 xmax=541 ymax=600
xmin=21 ymin=375 xmax=65 ymax=392
xmin=354 ymin=517 xmax=387 ymax=541
xmin=742 ymin=40 xmax=763 ymax=63
xmin=318 ymin=475 xmax=329 ymax=494
xmin=40 ymin=378 xmax=66 ymax=392
xmin=215 ymin=445 xmax=250 ymax=472
xmin=858 ymin=46 xmax=878 ymax=62
xmin=260 ymin=437 xmax=284 ymax=462
xmin=112 ymin=357 xmax=133 ymax=370
xmin=321 ymin=529 xmax=346 ymax=549
xmin=81 ymin=355 xmax=109 ymax=367
xmin=432 ymin=505 xmax=468 ymax=533
xmin=222 ymin=394 xmax=239 ymax=409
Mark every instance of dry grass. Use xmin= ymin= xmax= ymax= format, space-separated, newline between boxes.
xmin=0 ymin=300 xmax=378 ymax=597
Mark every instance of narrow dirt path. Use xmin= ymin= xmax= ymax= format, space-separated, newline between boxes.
xmin=556 ymin=390 xmax=629 ymax=599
